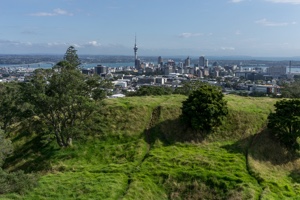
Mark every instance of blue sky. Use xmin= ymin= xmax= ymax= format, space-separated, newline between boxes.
xmin=1 ymin=0 xmax=300 ymax=57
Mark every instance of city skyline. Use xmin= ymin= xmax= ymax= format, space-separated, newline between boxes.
xmin=1 ymin=0 xmax=300 ymax=57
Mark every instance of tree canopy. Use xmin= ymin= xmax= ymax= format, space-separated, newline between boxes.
xmin=0 ymin=83 xmax=21 ymax=133
xmin=268 ymin=99 xmax=300 ymax=150
xmin=0 ymin=129 xmax=13 ymax=167
xmin=127 ymin=85 xmax=173 ymax=96
xmin=181 ymin=84 xmax=228 ymax=133
xmin=20 ymin=47 xmax=109 ymax=147
xmin=63 ymin=46 xmax=81 ymax=68
xmin=281 ymin=80 xmax=300 ymax=98
xmin=174 ymin=80 xmax=206 ymax=96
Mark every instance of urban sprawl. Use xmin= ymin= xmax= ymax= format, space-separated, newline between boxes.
xmin=1 ymin=40 xmax=299 ymax=97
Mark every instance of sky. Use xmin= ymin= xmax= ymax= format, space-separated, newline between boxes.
xmin=1 ymin=0 xmax=300 ymax=57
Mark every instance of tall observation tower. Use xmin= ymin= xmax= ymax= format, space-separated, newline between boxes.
xmin=134 ymin=35 xmax=138 ymax=60
xmin=133 ymin=35 xmax=140 ymax=69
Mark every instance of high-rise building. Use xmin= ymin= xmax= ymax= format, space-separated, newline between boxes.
xmin=199 ymin=56 xmax=208 ymax=67
xmin=133 ymin=35 xmax=138 ymax=69
xmin=94 ymin=65 xmax=107 ymax=75
xmin=184 ymin=56 xmax=191 ymax=67
xmin=158 ymin=56 xmax=163 ymax=65
xmin=266 ymin=66 xmax=286 ymax=77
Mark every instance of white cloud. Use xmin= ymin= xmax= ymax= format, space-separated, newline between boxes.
xmin=266 ymin=0 xmax=300 ymax=4
xmin=30 ymin=8 xmax=73 ymax=17
xmin=221 ymin=47 xmax=235 ymax=50
xmin=47 ymin=42 xmax=69 ymax=46
xmin=229 ymin=0 xmax=245 ymax=3
xmin=255 ymin=18 xmax=296 ymax=26
xmin=87 ymin=41 xmax=101 ymax=47
xmin=46 ymin=41 xmax=102 ymax=48
xmin=179 ymin=32 xmax=203 ymax=38
xmin=0 ymin=39 xmax=32 ymax=46
xmin=235 ymin=30 xmax=242 ymax=35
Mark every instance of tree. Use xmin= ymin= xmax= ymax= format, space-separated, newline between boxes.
xmin=21 ymin=47 xmax=104 ymax=147
xmin=181 ymin=84 xmax=228 ymax=133
xmin=268 ymin=99 xmax=300 ymax=150
xmin=0 ymin=82 xmax=21 ymax=133
xmin=174 ymin=80 xmax=205 ymax=96
xmin=281 ymin=81 xmax=300 ymax=98
xmin=63 ymin=46 xmax=81 ymax=68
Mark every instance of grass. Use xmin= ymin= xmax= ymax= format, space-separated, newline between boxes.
xmin=2 ymin=94 xmax=300 ymax=199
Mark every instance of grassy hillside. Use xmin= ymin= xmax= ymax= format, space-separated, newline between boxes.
xmin=2 ymin=94 xmax=300 ymax=199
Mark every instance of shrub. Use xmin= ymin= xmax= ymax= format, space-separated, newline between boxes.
xmin=181 ymin=84 xmax=228 ymax=133
xmin=268 ymin=99 xmax=300 ymax=150
xmin=0 ymin=169 xmax=38 ymax=195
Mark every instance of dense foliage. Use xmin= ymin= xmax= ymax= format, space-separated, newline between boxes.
xmin=18 ymin=47 xmax=111 ymax=147
xmin=63 ymin=46 xmax=81 ymax=67
xmin=174 ymin=80 xmax=205 ymax=96
xmin=268 ymin=99 xmax=300 ymax=150
xmin=127 ymin=85 xmax=173 ymax=96
xmin=0 ymin=130 xmax=37 ymax=194
xmin=181 ymin=84 xmax=228 ymax=133
xmin=281 ymin=80 xmax=300 ymax=98
xmin=0 ymin=130 xmax=12 ymax=166
xmin=127 ymin=80 xmax=206 ymax=97
xmin=0 ymin=83 xmax=22 ymax=133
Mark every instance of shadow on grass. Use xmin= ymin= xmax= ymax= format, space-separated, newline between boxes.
xmin=144 ymin=118 xmax=206 ymax=146
xmin=289 ymin=169 xmax=300 ymax=183
xmin=221 ymin=129 xmax=299 ymax=165
xmin=221 ymin=136 xmax=252 ymax=156
xmin=4 ymin=133 xmax=60 ymax=173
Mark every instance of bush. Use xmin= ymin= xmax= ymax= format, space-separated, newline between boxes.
xmin=268 ymin=99 xmax=300 ymax=150
xmin=0 ymin=169 xmax=38 ymax=195
xmin=181 ymin=84 xmax=228 ymax=133
xmin=127 ymin=85 xmax=173 ymax=96
xmin=0 ymin=130 xmax=38 ymax=195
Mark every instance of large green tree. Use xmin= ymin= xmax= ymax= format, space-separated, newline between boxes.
xmin=63 ymin=46 xmax=81 ymax=68
xmin=0 ymin=83 xmax=21 ymax=133
xmin=21 ymin=47 xmax=107 ymax=147
xmin=268 ymin=99 xmax=300 ymax=150
xmin=181 ymin=84 xmax=228 ymax=133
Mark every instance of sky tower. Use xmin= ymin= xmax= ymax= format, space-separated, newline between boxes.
xmin=134 ymin=35 xmax=138 ymax=60
xmin=134 ymin=35 xmax=140 ymax=69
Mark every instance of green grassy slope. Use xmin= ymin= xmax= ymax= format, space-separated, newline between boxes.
xmin=2 ymin=95 xmax=300 ymax=199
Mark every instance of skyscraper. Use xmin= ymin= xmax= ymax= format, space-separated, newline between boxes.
xmin=134 ymin=35 xmax=139 ymax=69
xmin=158 ymin=56 xmax=163 ymax=65
xmin=199 ymin=56 xmax=209 ymax=67
xmin=184 ymin=56 xmax=191 ymax=67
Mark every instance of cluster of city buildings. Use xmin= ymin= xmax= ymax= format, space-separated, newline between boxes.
xmin=80 ymin=39 xmax=294 ymax=96
xmin=0 ymin=39 xmax=298 ymax=96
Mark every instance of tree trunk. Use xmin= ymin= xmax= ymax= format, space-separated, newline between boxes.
xmin=54 ymin=130 xmax=65 ymax=147
xmin=67 ymin=137 xmax=73 ymax=146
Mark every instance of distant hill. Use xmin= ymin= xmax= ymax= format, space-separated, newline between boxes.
xmin=2 ymin=95 xmax=300 ymax=199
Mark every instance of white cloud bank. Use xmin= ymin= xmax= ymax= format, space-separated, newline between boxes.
xmin=255 ymin=18 xmax=297 ymax=26
xmin=229 ymin=0 xmax=245 ymax=3
xmin=30 ymin=8 xmax=73 ymax=17
xmin=266 ymin=0 xmax=300 ymax=4
xmin=179 ymin=33 xmax=203 ymax=38
xmin=221 ymin=47 xmax=235 ymax=51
